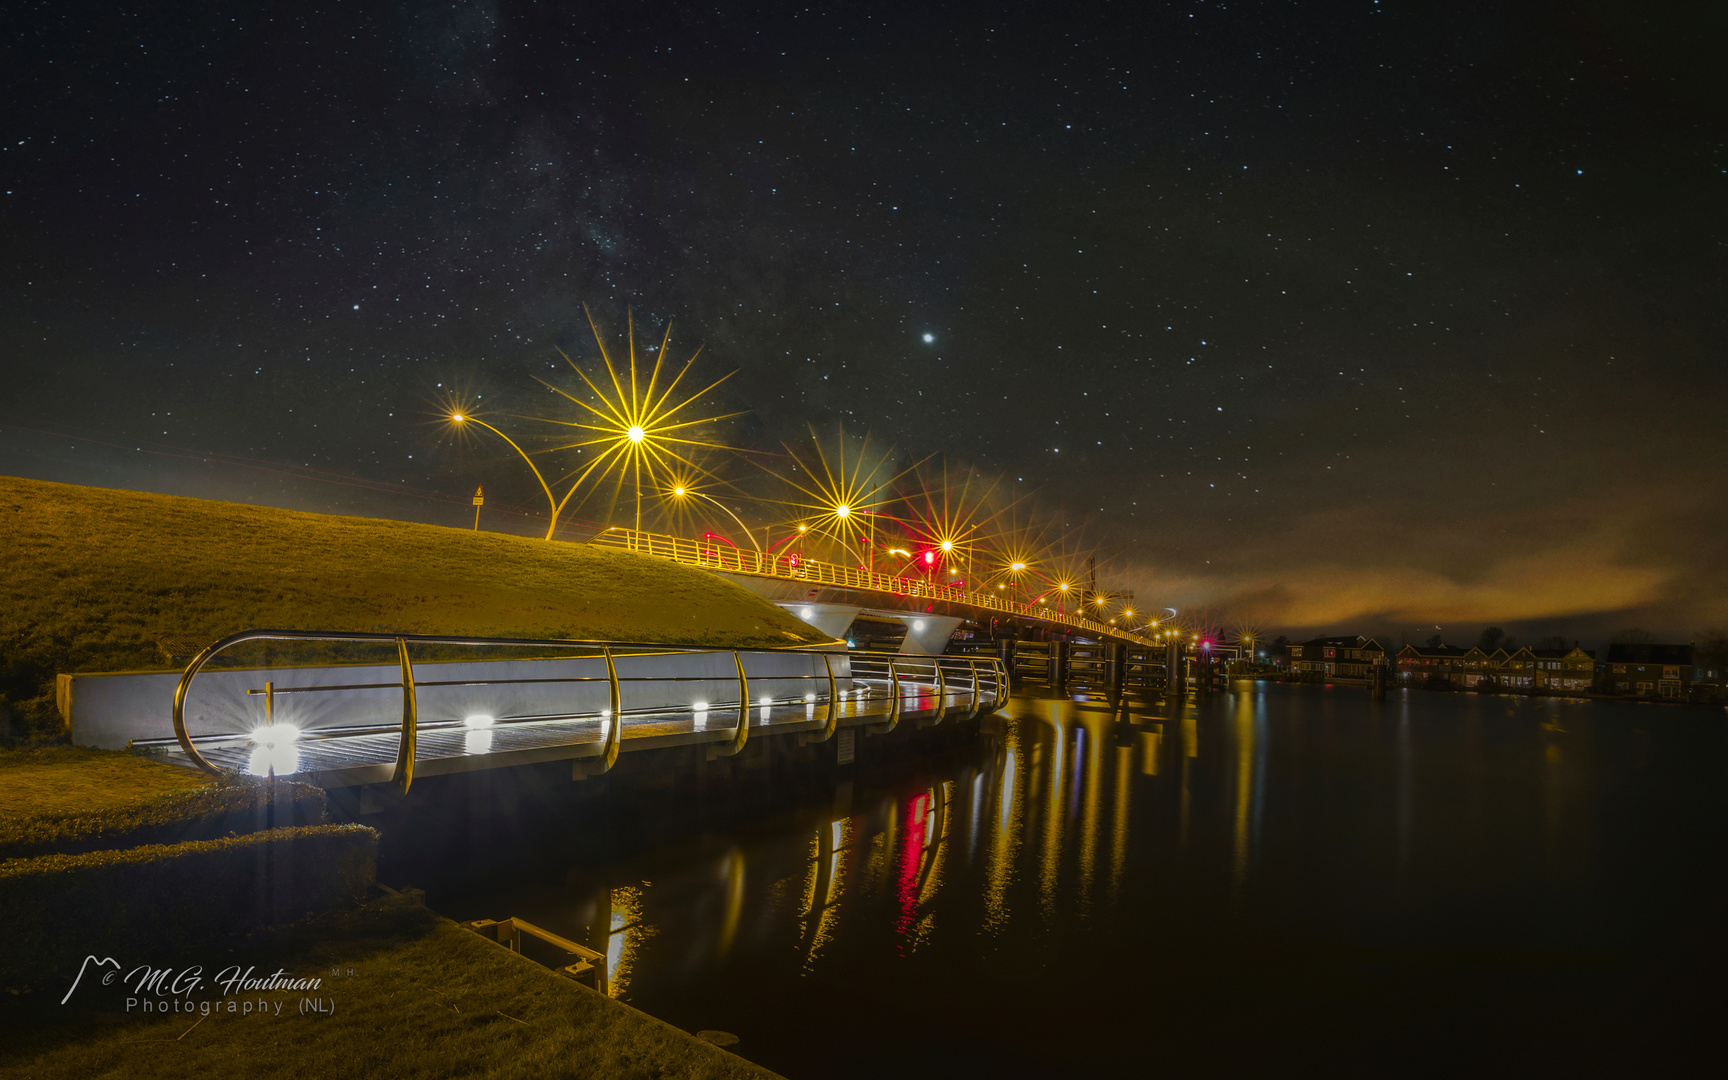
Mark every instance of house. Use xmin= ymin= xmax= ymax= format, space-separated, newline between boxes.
xmin=1605 ymin=643 xmax=1694 ymax=699
xmin=1289 ymin=636 xmax=1385 ymax=679
xmin=1395 ymin=643 xmax=1473 ymax=686
xmin=1495 ymin=646 xmax=1595 ymax=690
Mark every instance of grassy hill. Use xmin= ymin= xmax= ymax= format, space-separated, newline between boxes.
xmin=0 ymin=475 xmax=829 ymax=739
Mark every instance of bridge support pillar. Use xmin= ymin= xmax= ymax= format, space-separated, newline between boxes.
xmin=1107 ymin=642 xmax=1126 ymax=701
xmin=778 ymin=603 xmax=861 ymax=641
xmin=1050 ymin=639 xmax=1070 ymax=692
xmin=1166 ymin=639 xmax=1185 ymax=696
xmin=998 ymin=638 xmax=1016 ymax=688
xmin=898 ymin=616 xmax=963 ymax=656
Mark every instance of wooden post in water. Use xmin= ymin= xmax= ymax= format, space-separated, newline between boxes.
xmin=1050 ymin=638 xmax=1070 ymax=693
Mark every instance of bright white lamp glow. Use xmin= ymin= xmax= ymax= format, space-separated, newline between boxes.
xmin=463 ymin=714 xmax=495 ymax=729
xmin=834 ymin=504 xmax=850 ymax=519
xmin=247 ymin=724 xmax=301 ymax=776
xmin=626 ymin=424 xmax=645 ymax=443
xmin=800 ymin=606 xmax=816 ymax=620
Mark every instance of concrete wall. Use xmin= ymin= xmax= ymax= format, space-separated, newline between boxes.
xmin=62 ymin=648 xmax=851 ymax=751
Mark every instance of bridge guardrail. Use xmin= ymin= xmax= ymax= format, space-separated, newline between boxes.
xmin=591 ymin=528 xmax=1155 ymax=647
xmin=168 ymin=630 xmax=1007 ymax=790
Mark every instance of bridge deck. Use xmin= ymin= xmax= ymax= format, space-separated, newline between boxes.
xmin=164 ymin=678 xmax=978 ymax=787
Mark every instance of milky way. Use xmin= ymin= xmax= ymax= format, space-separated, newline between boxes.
xmin=2 ymin=1 xmax=1723 ymax=640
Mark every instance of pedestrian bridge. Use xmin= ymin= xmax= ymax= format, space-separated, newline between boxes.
xmin=589 ymin=528 xmax=1155 ymax=648
xmin=83 ymin=630 xmax=1007 ymax=789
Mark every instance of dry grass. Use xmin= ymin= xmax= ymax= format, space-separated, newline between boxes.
xmin=0 ymin=747 xmax=209 ymax=817
xmin=0 ymin=475 xmax=828 ymax=737
xmin=3 ymin=899 xmax=780 ymax=1080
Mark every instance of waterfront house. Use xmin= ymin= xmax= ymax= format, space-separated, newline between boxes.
xmin=1395 ymin=643 xmax=1473 ymax=686
xmin=1605 ymin=643 xmax=1693 ymax=699
xmin=1290 ymin=636 xmax=1385 ymax=679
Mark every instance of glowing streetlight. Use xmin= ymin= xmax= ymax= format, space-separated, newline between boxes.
xmin=664 ymin=480 xmax=760 ymax=550
xmin=532 ymin=306 xmax=744 ymax=540
xmin=450 ymin=412 xmax=566 ymax=540
xmin=834 ymin=503 xmax=851 ymax=519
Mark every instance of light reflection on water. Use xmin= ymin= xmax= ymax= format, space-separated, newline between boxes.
xmin=417 ymin=683 xmax=1725 ymax=1077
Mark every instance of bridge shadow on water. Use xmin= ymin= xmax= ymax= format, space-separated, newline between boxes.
xmin=350 ymin=682 xmax=1727 ymax=1079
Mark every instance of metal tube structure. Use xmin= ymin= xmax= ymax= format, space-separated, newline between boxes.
xmin=391 ymin=637 xmax=417 ymax=792
xmin=933 ymin=658 xmax=948 ymax=724
xmin=171 ymin=628 xmax=986 ymax=784
xmin=731 ymin=650 xmax=750 ymax=756
xmin=819 ymin=652 xmax=840 ymax=741
xmin=882 ymin=659 xmax=901 ymax=733
xmin=599 ymin=646 xmax=622 ymax=772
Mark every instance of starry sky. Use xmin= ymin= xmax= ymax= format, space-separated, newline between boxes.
xmin=3 ymin=1 xmax=1724 ymax=645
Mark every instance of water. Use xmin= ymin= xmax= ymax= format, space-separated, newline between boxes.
xmin=376 ymin=683 xmax=1726 ymax=1076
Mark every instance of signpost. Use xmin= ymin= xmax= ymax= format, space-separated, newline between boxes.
xmin=472 ymin=485 xmax=484 ymax=531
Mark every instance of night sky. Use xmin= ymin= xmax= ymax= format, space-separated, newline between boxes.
xmin=3 ymin=1 xmax=1724 ymax=644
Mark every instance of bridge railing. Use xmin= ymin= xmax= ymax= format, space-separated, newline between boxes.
xmin=166 ymin=630 xmax=1008 ymax=789
xmin=592 ymin=527 xmax=1153 ymax=646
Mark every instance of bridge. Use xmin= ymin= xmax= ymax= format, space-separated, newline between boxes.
xmin=75 ymin=630 xmax=1008 ymax=790
xmin=589 ymin=527 xmax=1158 ymax=651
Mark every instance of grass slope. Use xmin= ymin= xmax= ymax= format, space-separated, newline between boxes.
xmin=0 ymin=747 xmax=208 ymax=818
xmin=0 ymin=475 xmax=827 ymax=736
xmin=4 ymin=899 xmax=781 ymax=1080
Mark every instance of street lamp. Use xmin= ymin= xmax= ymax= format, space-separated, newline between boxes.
xmin=450 ymin=413 xmax=567 ymax=540
xmin=666 ymin=483 xmax=760 ymax=551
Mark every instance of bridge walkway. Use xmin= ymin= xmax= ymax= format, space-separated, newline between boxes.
xmin=153 ymin=631 xmax=1008 ymax=789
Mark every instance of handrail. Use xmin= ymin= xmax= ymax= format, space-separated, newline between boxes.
xmin=171 ymin=629 xmax=1013 ymax=784
xmin=933 ymin=658 xmax=947 ymax=724
xmin=883 ymin=659 xmax=901 ymax=733
xmin=819 ymin=652 xmax=839 ymax=742
xmin=593 ymin=527 xmax=1156 ymax=647
xmin=392 ymin=637 xmax=416 ymax=792
xmin=729 ymin=651 xmax=750 ymax=756
xmin=599 ymin=646 xmax=622 ymax=773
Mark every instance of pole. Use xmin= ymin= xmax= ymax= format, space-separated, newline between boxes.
xmin=472 ymin=485 xmax=484 ymax=530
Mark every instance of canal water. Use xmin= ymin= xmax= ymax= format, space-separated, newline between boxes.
xmin=377 ymin=683 xmax=1725 ymax=1077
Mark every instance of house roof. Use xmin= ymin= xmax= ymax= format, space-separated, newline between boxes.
xmin=1605 ymin=643 xmax=1694 ymax=665
xmin=1397 ymin=644 xmax=1472 ymax=658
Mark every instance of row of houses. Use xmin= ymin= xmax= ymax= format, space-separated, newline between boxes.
xmin=1278 ymin=637 xmax=1700 ymax=699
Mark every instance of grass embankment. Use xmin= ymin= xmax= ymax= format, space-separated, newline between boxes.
xmin=0 ymin=474 xmax=829 ymax=738
xmin=0 ymin=748 xmax=327 ymax=861
xmin=0 ymin=746 xmax=207 ymax=818
xmin=2 ymin=897 xmax=780 ymax=1080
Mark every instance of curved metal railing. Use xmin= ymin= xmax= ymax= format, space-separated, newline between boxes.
xmin=170 ymin=630 xmax=1008 ymax=791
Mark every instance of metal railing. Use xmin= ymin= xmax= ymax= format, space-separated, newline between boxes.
xmin=591 ymin=527 xmax=1155 ymax=646
xmin=170 ymin=629 xmax=1008 ymax=791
